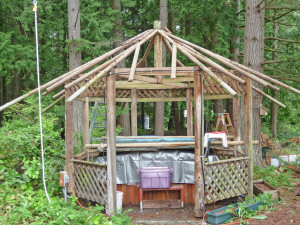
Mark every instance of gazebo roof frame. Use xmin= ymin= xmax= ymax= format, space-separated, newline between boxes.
xmin=0 ymin=26 xmax=299 ymax=112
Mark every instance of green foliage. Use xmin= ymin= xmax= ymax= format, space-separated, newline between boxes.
xmin=253 ymin=165 xmax=293 ymax=187
xmin=224 ymin=194 xmax=272 ymax=223
xmin=0 ymin=96 xmax=64 ymax=193
xmin=0 ymin=187 xmax=132 ymax=225
xmin=0 ymin=97 xmax=132 ymax=224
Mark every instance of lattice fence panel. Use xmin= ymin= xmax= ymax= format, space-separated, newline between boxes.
xmin=73 ymin=160 xmax=107 ymax=205
xmin=204 ymin=157 xmax=249 ymax=203
xmin=136 ymin=89 xmax=187 ymax=98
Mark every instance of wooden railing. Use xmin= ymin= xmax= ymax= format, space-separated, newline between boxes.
xmin=72 ymin=159 xmax=107 ymax=205
xmin=204 ymin=157 xmax=249 ymax=203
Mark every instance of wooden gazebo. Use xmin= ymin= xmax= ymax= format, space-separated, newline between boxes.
xmin=1 ymin=21 xmax=299 ymax=217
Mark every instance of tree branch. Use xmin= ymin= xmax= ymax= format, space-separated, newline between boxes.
xmin=265 ymin=16 xmax=299 ymax=26
xmin=264 ymin=67 xmax=300 ymax=82
xmin=265 ymin=37 xmax=300 ymax=43
xmin=263 ymin=58 xmax=300 ymax=65
xmin=256 ymin=0 xmax=266 ymax=8
xmin=264 ymin=47 xmax=283 ymax=53
xmin=273 ymin=9 xmax=295 ymax=20
xmin=266 ymin=6 xmax=300 ymax=10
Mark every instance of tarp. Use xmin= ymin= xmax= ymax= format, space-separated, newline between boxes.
xmin=96 ymin=150 xmax=195 ymax=184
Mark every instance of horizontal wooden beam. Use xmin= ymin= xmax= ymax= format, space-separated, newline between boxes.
xmin=118 ymin=74 xmax=194 ymax=83
xmin=204 ymin=157 xmax=250 ymax=165
xmin=115 ymin=67 xmax=196 ymax=76
xmin=77 ymin=94 xmax=234 ymax=102
xmin=85 ymin=140 xmax=246 ymax=149
xmin=115 ymin=80 xmax=188 ymax=89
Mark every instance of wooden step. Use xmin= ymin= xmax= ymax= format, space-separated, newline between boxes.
xmin=143 ymin=199 xmax=181 ymax=209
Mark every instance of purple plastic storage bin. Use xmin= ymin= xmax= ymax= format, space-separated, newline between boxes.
xmin=137 ymin=167 xmax=173 ymax=189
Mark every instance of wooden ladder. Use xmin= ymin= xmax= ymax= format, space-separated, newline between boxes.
xmin=215 ymin=113 xmax=235 ymax=136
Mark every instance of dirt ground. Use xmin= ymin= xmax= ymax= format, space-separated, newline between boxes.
xmin=124 ymin=180 xmax=300 ymax=225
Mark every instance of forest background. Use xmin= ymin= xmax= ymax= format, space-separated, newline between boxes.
xmin=0 ymin=0 xmax=299 ymax=224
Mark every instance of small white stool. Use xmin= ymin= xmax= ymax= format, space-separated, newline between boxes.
xmin=204 ymin=132 xmax=228 ymax=147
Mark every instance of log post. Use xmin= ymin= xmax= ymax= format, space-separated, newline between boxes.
xmin=82 ymin=97 xmax=89 ymax=161
xmin=154 ymin=21 xmax=164 ymax=136
xmin=83 ymin=97 xmax=89 ymax=147
xmin=65 ymin=87 xmax=74 ymax=192
xmin=233 ymin=96 xmax=241 ymax=157
xmin=106 ymin=73 xmax=117 ymax=215
xmin=194 ymin=70 xmax=204 ymax=217
xmin=244 ymin=77 xmax=253 ymax=198
xmin=131 ymin=88 xmax=138 ymax=136
xmin=186 ymin=88 xmax=193 ymax=136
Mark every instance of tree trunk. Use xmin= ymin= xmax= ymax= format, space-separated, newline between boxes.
xmin=243 ymin=0 xmax=264 ymax=166
xmin=228 ymin=0 xmax=241 ymax=127
xmin=154 ymin=20 xmax=164 ymax=136
xmin=160 ymin=0 xmax=168 ymax=66
xmin=213 ymin=99 xmax=224 ymax=129
xmin=111 ymin=0 xmax=130 ymax=135
xmin=154 ymin=2 xmax=168 ymax=136
xmin=68 ymin=0 xmax=83 ymax=133
xmin=172 ymin=102 xmax=181 ymax=135
xmin=271 ymin=10 xmax=278 ymax=138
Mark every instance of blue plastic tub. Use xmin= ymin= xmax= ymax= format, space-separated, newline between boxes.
xmin=206 ymin=200 xmax=262 ymax=225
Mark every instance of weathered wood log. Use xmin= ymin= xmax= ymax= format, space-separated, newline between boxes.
xmin=182 ymin=43 xmax=245 ymax=84
xmin=128 ymin=43 xmax=141 ymax=81
xmin=106 ymin=72 xmax=117 ymax=214
xmin=82 ymin=97 xmax=89 ymax=147
xmin=171 ymin=44 xmax=177 ymax=78
xmin=186 ymin=88 xmax=193 ymax=136
xmin=165 ymin=32 xmax=281 ymax=92
xmin=53 ymin=89 xmax=65 ymax=99
xmin=158 ymin=30 xmax=238 ymax=97
xmin=42 ymin=95 xmax=64 ymax=113
xmin=136 ymin=37 xmax=154 ymax=68
xmin=244 ymin=77 xmax=253 ymax=198
xmin=230 ymin=59 xmax=300 ymax=95
xmin=131 ymin=88 xmax=137 ymax=135
xmin=71 ymin=159 xmax=106 ymax=167
xmin=193 ymin=69 xmax=204 ymax=217
xmin=66 ymin=30 xmax=157 ymax=102
xmin=103 ymin=136 xmax=196 ymax=139
xmin=162 ymin=37 xmax=185 ymax=67
xmin=252 ymin=86 xmax=286 ymax=108
xmin=204 ymin=157 xmax=250 ymax=165
xmin=44 ymin=32 xmax=152 ymax=95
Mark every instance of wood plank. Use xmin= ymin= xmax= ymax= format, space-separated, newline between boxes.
xmin=117 ymin=184 xmax=195 ymax=204
xmin=142 ymin=200 xmax=181 ymax=209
